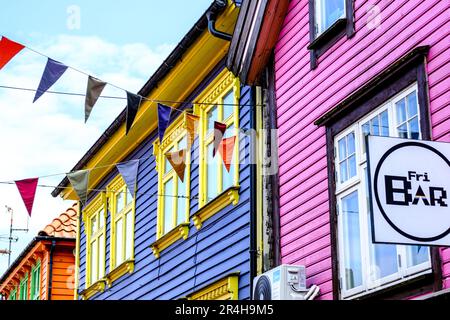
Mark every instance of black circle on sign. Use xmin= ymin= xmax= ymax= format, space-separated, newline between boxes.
xmin=253 ymin=275 xmax=271 ymax=300
xmin=374 ymin=141 xmax=450 ymax=242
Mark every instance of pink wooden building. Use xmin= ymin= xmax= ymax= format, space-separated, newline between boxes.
xmin=228 ymin=0 xmax=449 ymax=299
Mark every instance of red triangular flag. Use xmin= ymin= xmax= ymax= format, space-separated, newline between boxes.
xmin=15 ymin=178 xmax=39 ymax=217
xmin=0 ymin=37 xmax=25 ymax=70
xmin=218 ymin=136 xmax=236 ymax=172
xmin=213 ymin=121 xmax=227 ymax=157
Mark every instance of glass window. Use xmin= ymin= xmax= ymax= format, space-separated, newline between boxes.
xmin=19 ymin=276 xmax=28 ymax=300
xmin=115 ymin=218 xmax=123 ymax=267
xmin=315 ymin=0 xmax=346 ymax=37
xmin=207 ymin=143 xmax=218 ymax=201
xmin=337 ymin=132 xmax=356 ymax=184
xmin=223 ymin=91 xmax=234 ymax=121
xmin=86 ymin=199 xmax=106 ymax=287
xmin=30 ymin=262 xmax=41 ymax=300
xmin=207 ymin=106 xmax=218 ymax=136
xmin=163 ymin=178 xmax=174 ymax=234
xmin=335 ymin=85 xmax=430 ymax=298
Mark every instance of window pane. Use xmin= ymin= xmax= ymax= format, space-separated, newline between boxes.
xmin=207 ymin=106 xmax=218 ymax=136
xmin=90 ymin=240 xmax=98 ymax=283
xmin=125 ymin=212 xmax=133 ymax=260
xmin=116 ymin=191 xmax=125 ymax=213
xmin=406 ymin=245 xmax=429 ymax=268
xmin=396 ymin=98 xmax=407 ymax=124
xmin=347 ymin=132 xmax=355 ymax=155
xmin=409 ymin=117 xmax=420 ymax=140
xmin=339 ymin=160 xmax=348 ymax=183
xmin=177 ymin=172 xmax=187 ymax=226
xmin=207 ymin=143 xmax=218 ymax=201
xmin=98 ymin=209 xmax=104 ymax=229
xmin=99 ymin=234 xmax=105 ymax=278
xmin=397 ymin=123 xmax=408 ymax=138
xmin=115 ymin=218 xmax=123 ymax=267
xmin=380 ymin=110 xmax=389 ymax=136
xmin=338 ymin=137 xmax=347 ymax=161
xmin=371 ymin=116 xmax=380 ymax=136
xmin=364 ymin=168 xmax=398 ymax=281
xmin=126 ymin=187 xmax=133 ymax=205
xmin=341 ymin=191 xmax=363 ymax=290
xmin=315 ymin=0 xmax=346 ymax=35
xmin=163 ymin=179 xmax=174 ymax=234
xmin=91 ymin=216 xmax=97 ymax=236
xmin=348 ymin=155 xmax=357 ymax=179
xmin=164 ymin=147 xmax=174 ymax=174
xmin=407 ymin=91 xmax=418 ymax=118
xmin=223 ymin=91 xmax=234 ymax=120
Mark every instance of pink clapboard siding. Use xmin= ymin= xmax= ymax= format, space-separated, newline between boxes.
xmin=274 ymin=0 xmax=450 ymax=299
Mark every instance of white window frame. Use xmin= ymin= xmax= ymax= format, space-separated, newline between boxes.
xmin=335 ymin=83 xmax=432 ymax=299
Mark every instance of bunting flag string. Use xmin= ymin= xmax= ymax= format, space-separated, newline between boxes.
xmin=126 ymin=92 xmax=143 ymax=135
xmin=217 ymin=136 xmax=236 ymax=172
xmin=66 ymin=169 xmax=90 ymax=205
xmin=85 ymin=76 xmax=107 ymax=123
xmin=116 ymin=159 xmax=140 ymax=196
xmin=33 ymin=58 xmax=69 ymax=103
xmin=213 ymin=121 xmax=227 ymax=157
xmin=158 ymin=103 xmax=172 ymax=143
xmin=165 ymin=149 xmax=187 ymax=182
xmin=186 ymin=113 xmax=200 ymax=150
xmin=0 ymin=37 xmax=25 ymax=70
xmin=14 ymin=178 xmax=39 ymax=217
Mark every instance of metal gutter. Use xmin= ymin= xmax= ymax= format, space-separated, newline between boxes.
xmin=51 ymin=0 xmax=230 ymax=198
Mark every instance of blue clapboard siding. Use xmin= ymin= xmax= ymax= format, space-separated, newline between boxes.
xmin=77 ymin=61 xmax=254 ymax=300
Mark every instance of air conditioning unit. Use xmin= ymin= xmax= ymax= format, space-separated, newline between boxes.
xmin=253 ymin=264 xmax=308 ymax=300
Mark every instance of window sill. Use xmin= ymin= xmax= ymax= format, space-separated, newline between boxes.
xmin=80 ymin=279 xmax=107 ymax=300
xmin=192 ymin=186 xmax=240 ymax=230
xmin=105 ymin=259 xmax=135 ymax=287
xmin=307 ymin=18 xmax=347 ymax=51
xmin=150 ymin=223 xmax=190 ymax=259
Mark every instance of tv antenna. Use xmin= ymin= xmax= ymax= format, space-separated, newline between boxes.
xmin=2 ymin=206 xmax=29 ymax=267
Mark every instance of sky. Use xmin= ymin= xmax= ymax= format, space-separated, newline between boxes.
xmin=0 ymin=0 xmax=212 ymax=276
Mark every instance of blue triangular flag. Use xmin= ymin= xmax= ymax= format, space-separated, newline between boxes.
xmin=33 ymin=58 xmax=68 ymax=103
xmin=125 ymin=92 xmax=142 ymax=135
xmin=157 ymin=103 xmax=172 ymax=143
xmin=116 ymin=159 xmax=140 ymax=196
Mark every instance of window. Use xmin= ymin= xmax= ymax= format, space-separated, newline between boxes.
xmin=197 ymin=70 xmax=240 ymax=206
xmin=192 ymin=70 xmax=240 ymax=230
xmin=335 ymin=84 xmax=431 ymax=298
xmin=151 ymin=113 xmax=191 ymax=258
xmin=19 ymin=274 xmax=28 ymax=300
xmin=308 ymin=0 xmax=354 ymax=69
xmin=30 ymin=261 xmax=41 ymax=300
xmin=8 ymin=288 xmax=17 ymax=300
xmin=314 ymin=0 xmax=346 ymax=37
xmin=84 ymin=194 xmax=107 ymax=287
xmin=108 ymin=176 xmax=135 ymax=269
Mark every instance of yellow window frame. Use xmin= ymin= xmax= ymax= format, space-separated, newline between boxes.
xmin=186 ymin=273 xmax=239 ymax=300
xmin=191 ymin=69 xmax=240 ymax=229
xmin=151 ymin=113 xmax=192 ymax=258
xmin=107 ymin=175 xmax=136 ymax=276
xmin=83 ymin=193 xmax=107 ymax=288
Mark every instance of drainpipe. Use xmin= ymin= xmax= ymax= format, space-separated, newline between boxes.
xmin=206 ymin=0 xmax=233 ymax=41
xmin=249 ymin=87 xmax=258 ymax=298
xmin=47 ymin=240 xmax=56 ymax=300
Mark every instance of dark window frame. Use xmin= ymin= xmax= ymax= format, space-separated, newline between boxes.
xmin=315 ymin=46 xmax=443 ymax=299
xmin=308 ymin=0 xmax=355 ymax=69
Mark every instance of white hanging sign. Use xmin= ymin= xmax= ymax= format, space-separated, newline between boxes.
xmin=367 ymin=136 xmax=450 ymax=246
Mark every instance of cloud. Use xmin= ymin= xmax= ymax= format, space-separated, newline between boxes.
xmin=0 ymin=34 xmax=173 ymax=274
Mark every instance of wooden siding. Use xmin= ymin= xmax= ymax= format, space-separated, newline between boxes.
xmin=50 ymin=248 xmax=75 ymax=300
xmin=77 ymin=63 xmax=253 ymax=300
xmin=274 ymin=0 xmax=450 ymax=300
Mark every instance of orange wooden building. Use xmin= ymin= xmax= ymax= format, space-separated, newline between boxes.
xmin=0 ymin=204 xmax=77 ymax=300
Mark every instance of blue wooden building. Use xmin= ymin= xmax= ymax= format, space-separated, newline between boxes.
xmin=52 ymin=0 xmax=269 ymax=300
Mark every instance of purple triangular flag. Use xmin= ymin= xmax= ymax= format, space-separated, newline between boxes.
xmin=157 ymin=103 xmax=172 ymax=143
xmin=125 ymin=92 xmax=142 ymax=135
xmin=33 ymin=58 xmax=68 ymax=103
xmin=85 ymin=76 xmax=107 ymax=123
xmin=116 ymin=159 xmax=140 ymax=196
